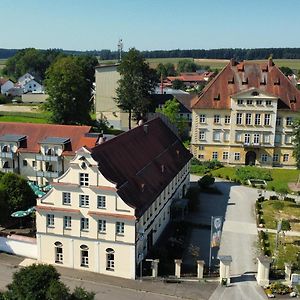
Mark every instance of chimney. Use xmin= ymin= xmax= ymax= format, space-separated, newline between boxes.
xmin=143 ymin=124 xmax=149 ymax=134
xmin=230 ymin=58 xmax=236 ymax=66
xmin=96 ymin=132 xmax=106 ymax=145
xmin=268 ymin=57 xmax=273 ymax=68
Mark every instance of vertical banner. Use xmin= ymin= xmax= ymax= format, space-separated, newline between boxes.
xmin=211 ymin=216 xmax=223 ymax=248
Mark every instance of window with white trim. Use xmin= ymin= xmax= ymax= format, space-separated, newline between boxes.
xmin=62 ymin=192 xmax=71 ymax=205
xmin=234 ymin=153 xmax=240 ymax=161
xmin=283 ymin=154 xmax=289 ymax=162
xmin=266 ymin=100 xmax=272 ymax=106
xmin=235 ymin=132 xmax=242 ymax=142
xmin=116 ymin=222 xmax=124 ymax=235
xmin=64 ymin=216 xmax=71 ymax=229
xmin=225 ymin=115 xmax=231 ymax=124
xmin=264 ymin=114 xmax=271 ymax=126
xmin=244 ymin=133 xmax=250 ymax=144
xmin=261 ymin=154 xmax=268 ymax=162
xmin=98 ymin=219 xmax=106 ymax=233
xmin=236 ymin=113 xmax=242 ymax=125
xmin=212 ymin=152 xmax=218 ymax=160
xmin=79 ymin=173 xmax=89 ymax=186
xmin=79 ymin=194 xmax=89 ymax=207
xmin=214 ymin=115 xmax=220 ymax=124
xmin=199 ymin=114 xmax=206 ymax=123
xmin=47 ymin=214 xmax=54 ymax=227
xmin=245 ymin=113 xmax=252 ymax=125
xmin=80 ymin=245 xmax=89 ymax=267
xmin=256 ymin=100 xmax=262 ymax=105
xmin=97 ymin=195 xmax=106 ymax=209
xmin=80 ymin=218 xmax=89 ymax=231
xmin=223 ymin=152 xmax=229 ymax=160
xmin=286 ymin=117 xmax=293 ymax=126
xmin=263 ymin=134 xmax=270 ymax=144
xmin=285 ymin=135 xmax=292 ymax=144
xmin=224 ymin=131 xmax=230 ymax=141
xmin=55 ymin=242 xmax=63 ymax=264
xmin=246 ymin=99 xmax=253 ymax=105
xmin=276 ymin=116 xmax=281 ymax=126
xmin=106 ymin=248 xmax=115 ymax=271
xmin=253 ymin=133 xmax=260 ymax=144
xmin=255 ymin=114 xmax=261 ymax=125
xmin=199 ymin=130 xmax=206 ymax=140
xmin=237 ymin=99 xmax=243 ymax=105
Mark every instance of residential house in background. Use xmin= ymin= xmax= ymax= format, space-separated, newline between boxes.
xmin=191 ymin=58 xmax=300 ymax=167
xmin=0 ymin=77 xmax=14 ymax=94
xmin=164 ymin=72 xmax=215 ymax=88
xmin=36 ymin=118 xmax=192 ymax=279
xmin=18 ymin=73 xmax=35 ymax=86
xmin=0 ymin=123 xmax=99 ymax=186
xmin=23 ymin=78 xmax=44 ymax=93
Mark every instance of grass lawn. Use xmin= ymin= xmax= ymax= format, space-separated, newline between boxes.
xmin=0 ymin=111 xmax=50 ymax=123
xmin=209 ymin=166 xmax=299 ymax=192
xmin=268 ymin=233 xmax=300 ymax=269
xmin=262 ymin=200 xmax=300 ymax=230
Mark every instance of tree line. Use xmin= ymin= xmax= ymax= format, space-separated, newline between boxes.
xmin=3 ymin=47 xmax=300 ymax=60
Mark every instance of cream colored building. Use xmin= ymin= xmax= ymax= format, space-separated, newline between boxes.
xmin=36 ymin=118 xmax=192 ymax=279
xmin=0 ymin=123 xmax=98 ymax=186
xmin=95 ymin=64 xmax=136 ymax=131
xmin=191 ymin=59 xmax=300 ymax=167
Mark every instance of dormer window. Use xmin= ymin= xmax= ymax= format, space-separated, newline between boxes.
xmin=228 ymin=77 xmax=234 ymax=84
xmin=260 ymin=77 xmax=266 ymax=85
xmin=274 ymin=78 xmax=280 ymax=85
xmin=242 ymin=78 xmax=248 ymax=85
xmin=213 ymin=93 xmax=220 ymax=101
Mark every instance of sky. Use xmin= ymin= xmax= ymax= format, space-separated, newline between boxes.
xmin=2 ymin=0 xmax=300 ymax=51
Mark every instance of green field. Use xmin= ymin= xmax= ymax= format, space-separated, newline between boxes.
xmin=208 ymin=166 xmax=300 ymax=192
xmin=0 ymin=111 xmax=50 ymax=124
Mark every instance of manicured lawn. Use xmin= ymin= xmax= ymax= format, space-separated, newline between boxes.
xmin=209 ymin=166 xmax=299 ymax=192
xmin=262 ymin=200 xmax=300 ymax=231
xmin=268 ymin=233 xmax=300 ymax=269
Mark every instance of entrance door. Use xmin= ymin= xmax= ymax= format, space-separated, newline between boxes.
xmin=245 ymin=151 xmax=256 ymax=166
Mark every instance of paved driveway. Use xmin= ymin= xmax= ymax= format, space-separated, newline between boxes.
xmin=189 ymin=175 xmax=267 ymax=300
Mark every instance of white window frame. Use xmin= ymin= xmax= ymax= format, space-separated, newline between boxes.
xmin=64 ymin=216 xmax=71 ymax=229
xmin=47 ymin=214 xmax=54 ymax=227
xmin=79 ymin=194 xmax=89 ymax=208
xmin=199 ymin=114 xmax=206 ymax=123
xmin=275 ymin=134 xmax=281 ymax=144
xmin=283 ymin=154 xmax=289 ymax=162
xmin=237 ymin=99 xmax=243 ymax=105
xmin=264 ymin=114 xmax=271 ymax=126
xmin=62 ymin=192 xmax=71 ymax=205
xmin=261 ymin=154 xmax=268 ymax=163
xmin=97 ymin=195 xmax=106 ymax=209
xmin=80 ymin=218 xmax=89 ymax=231
xmin=212 ymin=152 xmax=218 ymax=160
xmin=234 ymin=152 xmax=240 ymax=161
xmin=55 ymin=242 xmax=63 ymax=264
xmin=224 ymin=115 xmax=231 ymax=124
xmin=244 ymin=133 xmax=250 ymax=144
xmin=222 ymin=152 xmax=229 ymax=160
xmin=273 ymin=154 xmax=279 ymax=162
xmin=245 ymin=113 xmax=252 ymax=125
xmin=266 ymin=100 xmax=272 ymax=106
xmin=224 ymin=131 xmax=230 ymax=141
xmin=199 ymin=130 xmax=206 ymax=141
xmin=214 ymin=115 xmax=220 ymax=124
xmin=213 ymin=130 xmax=221 ymax=141
xmin=256 ymin=100 xmax=262 ymax=105
xmin=253 ymin=133 xmax=260 ymax=144
xmin=246 ymin=99 xmax=253 ymax=105
xmin=263 ymin=134 xmax=270 ymax=144
xmin=116 ymin=222 xmax=124 ymax=235
xmin=286 ymin=117 xmax=293 ymax=126
xmin=98 ymin=219 xmax=106 ymax=233
xmin=276 ymin=117 xmax=281 ymax=126
xmin=80 ymin=245 xmax=89 ymax=267
xmin=236 ymin=113 xmax=242 ymax=125
xmin=255 ymin=114 xmax=261 ymax=125
xmin=79 ymin=173 xmax=89 ymax=186
xmin=106 ymin=248 xmax=115 ymax=271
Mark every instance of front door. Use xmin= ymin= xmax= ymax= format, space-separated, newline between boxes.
xmin=245 ymin=151 xmax=256 ymax=166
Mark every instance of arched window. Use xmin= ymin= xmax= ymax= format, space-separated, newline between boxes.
xmin=106 ymin=248 xmax=115 ymax=271
xmin=2 ymin=145 xmax=8 ymax=153
xmin=80 ymin=245 xmax=89 ymax=267
xmin=54 ymin=242 xmax=63 ymax=263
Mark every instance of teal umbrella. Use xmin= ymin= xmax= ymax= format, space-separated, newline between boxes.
xmin=11 ymin=210 xmax=28 ymax=217
xmin=43 ymin=185 xmax=52 ymax=192
xmin=25 ymin=207 xmax=35 ymax=214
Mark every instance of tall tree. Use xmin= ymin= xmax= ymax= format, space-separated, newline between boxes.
xmin=293 ymin=118 xmax=300 ymax=169
xmin=116 ymin=48 xmax=157 ymax=129
xmin=45 ymin=56 xmax=96 ymax=124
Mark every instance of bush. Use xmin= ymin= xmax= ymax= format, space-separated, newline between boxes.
xmin=281 ymin=219 xmax=291 ymax=231
xmin=270 ymin=195 xmax=278 ymax=200
xmin=272 ymin=201 xmax=284 ymax=210
xmin=284 ymin=197 xmax=296 ymax=203
xmin=198 ymin=175 xmax=215 ymax=188
xmin=235 ymin=166 xmax=272 ymax=181
xmin=190 ymin=159 xmax=223 ymax=175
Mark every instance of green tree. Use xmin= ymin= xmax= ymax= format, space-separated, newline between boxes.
xmin=177 ymin=59 xmax=198 ymax=73
xmin=116 ymin=48 xmax=157 ymax=129
xmin=156 ymin=98 xmax=188 ymax=137
xmin=156 ymin=63 xmax=167 ymax=79
xmin=0 ymin=173 xmax=35 ymax=224
xmin=45 ymin=56 xmax=95 ymax=124
xmin=172 ymin=79 xmax=185 ymax=90
xmin=70 ymin=287 xmax=95 ymax=300
xmin=46 ymin=280 xmax=70 ymax=300
xmin=293 ymin=118 xmax=300 ymax=169
xmin=279 ymin=66 xmax=294 ymax=76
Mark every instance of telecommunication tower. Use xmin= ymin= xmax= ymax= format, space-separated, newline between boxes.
xmin=117 ymin=39 xmax=123 ymax=61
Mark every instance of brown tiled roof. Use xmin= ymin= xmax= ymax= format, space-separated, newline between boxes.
xmin=0 ymin=122 xmax=96 ymax=155
xmin=166 ymin=72 xmax=214 ymax=83
xmin=91 ymin=118 xmax=192 ymax=218
xmin=88 ymin=211 xmax=136 ymax=220
xmin=36 ymin=205 xmax=80 ymax=214
xmin=192 ymin=59 xmax=300 ymax=111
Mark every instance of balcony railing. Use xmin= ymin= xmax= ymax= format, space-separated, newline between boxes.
xmin=35 ymin=154 xmax=61 ymax=162
xmin=36 ymin=170 xmax=63 ymax=178
xmin=0 ymin=152 xmax=14 ymax=159
xmin=243 ymin=142 xmax=261 ymax=148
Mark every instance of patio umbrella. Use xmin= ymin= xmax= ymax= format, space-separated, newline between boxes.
xmin=25 ymin=207 xmax=35 ymax=214
xmin=11 ymin=210 xmax=28 ymax=217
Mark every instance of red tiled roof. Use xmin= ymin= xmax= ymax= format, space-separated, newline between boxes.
xmin=166 ymin=72 xmax=214 ymax=83
xmin=91 ymin=118 xmax=192 ymax=218
xmin=192 ymin=59 xmax=300 ymax=111
xmin=0 ymin=122 xmax=97 ymax=155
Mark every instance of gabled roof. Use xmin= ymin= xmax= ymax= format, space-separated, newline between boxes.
xmin=192 ymin=59 xmax=300 ymax=111
xmin=91 ymin=118 xmax=192 ymax=217
xmin=0 ymin=123 xmax=97 ymax=155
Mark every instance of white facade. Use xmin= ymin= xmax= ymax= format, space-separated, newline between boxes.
xmin=23 ymin=79 xmax=43 ymax=93
xmin=36 ymin=147 xmax=190 ymax=279
xmin=1 ymin=80 xmax=14 ymax=94
xmin=18 ymin=73 xmax=34 ymax=86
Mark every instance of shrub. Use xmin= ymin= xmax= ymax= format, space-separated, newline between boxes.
xmin=225 ymin=175 xmax=230 ymax=180
xmin=270 ymin=195 xmax=278 ymax=200
xmin=281 ymin=219 xmax=291 ymax=231
xmin=198 ymin=175 xmax=215 ymax=188
xmin=284 ymin=197 xmax=296 ymax=203
xmin=235 ymin=166 xmax=272 ymax=181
